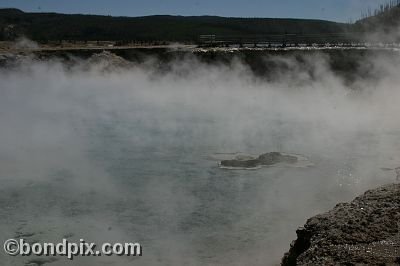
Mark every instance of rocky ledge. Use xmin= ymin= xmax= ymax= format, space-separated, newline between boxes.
xmin=282 ymin=183 xmax=400 ymax=265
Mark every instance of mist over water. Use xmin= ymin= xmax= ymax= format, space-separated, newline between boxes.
xmin=1 ymin=50 xmax=400 ymax=265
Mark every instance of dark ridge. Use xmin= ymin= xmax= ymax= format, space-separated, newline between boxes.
xmin=0 ymin=8 xmax=347 ymax=42
xmin=0 ymin=8 xmax=24 ymax=15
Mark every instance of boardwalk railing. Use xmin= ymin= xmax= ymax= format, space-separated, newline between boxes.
xmin=198 ymin=32 xmax=363 ymax=46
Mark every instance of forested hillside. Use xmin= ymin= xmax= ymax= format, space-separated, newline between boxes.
xmin=0 ymin=8 xmax=347 ymax=42
xmin=354 ymin=0 xmax=400 ymax=42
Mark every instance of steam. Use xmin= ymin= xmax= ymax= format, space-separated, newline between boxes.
xmin=12 ymin=36 xmax=39 ymax=50
xmin=0 ymin=48 xmax=399 ymax=265
xmin=360 ymin=23 xmax=400 ymax=43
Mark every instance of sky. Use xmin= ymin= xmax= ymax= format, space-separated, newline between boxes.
xmin=0 ymin=0 xmax=391 ymax=22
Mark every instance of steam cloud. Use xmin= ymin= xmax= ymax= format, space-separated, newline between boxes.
xmin=0 ymin=49 xmax=399 ymax=265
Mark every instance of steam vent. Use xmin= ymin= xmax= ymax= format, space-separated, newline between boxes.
xmin=282 ymin=184 xmax=400 ymax=265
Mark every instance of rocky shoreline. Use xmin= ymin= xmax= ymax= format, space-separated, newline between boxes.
xmin=282 ymin=183 xmax=400 ymax=265
xmin=1 ymin=48 xmax=400 ymax=86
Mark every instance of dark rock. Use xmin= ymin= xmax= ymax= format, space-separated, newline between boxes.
xmin=282 ymin=184 xmax=400 ymax=265
xmin=220 ymin=152 xmax=297 ymax=168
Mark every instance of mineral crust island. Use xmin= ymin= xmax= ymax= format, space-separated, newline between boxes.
xmin=219 ymin=152 xmax=298 ymax=168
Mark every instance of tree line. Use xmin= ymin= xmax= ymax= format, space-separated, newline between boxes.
xmin=360 ymin=0 xmax=400 ymax=20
